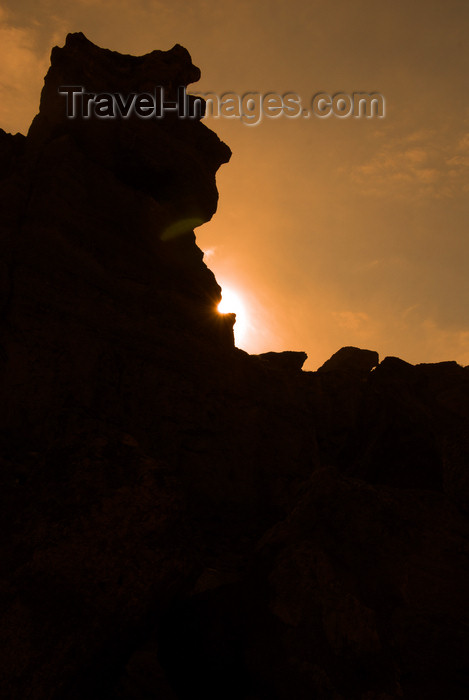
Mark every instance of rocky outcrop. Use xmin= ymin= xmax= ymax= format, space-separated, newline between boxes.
xmin=258 ymin=350 xmax=308 ymax=372
xmin=1 ymin=33 xmax=468 ymax=700
xmin=256 ymin=467 xmax=469 ymax=699
xmin=317 ymin=346 xmax=379 ymax=375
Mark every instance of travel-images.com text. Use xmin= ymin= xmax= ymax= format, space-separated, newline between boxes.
xmin=58 ymin=86 xmax=385 ymax=125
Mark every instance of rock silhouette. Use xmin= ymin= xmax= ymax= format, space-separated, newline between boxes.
xmin=1 ymin=33 xmax=468 ymax=700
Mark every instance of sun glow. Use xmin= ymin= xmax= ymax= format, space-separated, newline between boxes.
xmin=217 ymin=287 xmax=249 ymax=346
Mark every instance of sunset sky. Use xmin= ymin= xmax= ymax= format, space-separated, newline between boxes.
xmin=1 ymin=0 xmax=468 ymax=368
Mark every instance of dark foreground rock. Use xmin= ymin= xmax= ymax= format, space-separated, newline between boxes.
xmin=1 ymin=34 xmax=468 ymax=700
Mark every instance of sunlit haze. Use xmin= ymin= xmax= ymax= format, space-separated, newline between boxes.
xmin=217 ymin=286 xmax=249 ymax=346
xmin=2 ymin=1 xmax=468 ymax=368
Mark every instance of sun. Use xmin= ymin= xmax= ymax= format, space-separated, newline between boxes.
xmin=217 ymin=287 xmax=249 ymax=345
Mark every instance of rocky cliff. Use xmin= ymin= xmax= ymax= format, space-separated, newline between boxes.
xmin=1 ymin=33 xmax=468 ymax=700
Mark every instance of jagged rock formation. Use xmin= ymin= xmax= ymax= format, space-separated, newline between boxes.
xmin=1 ymin=33 xmax=468 ymax=700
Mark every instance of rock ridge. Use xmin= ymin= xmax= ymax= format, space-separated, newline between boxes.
xmin=1 ymin=34 xmax=468 ymax=700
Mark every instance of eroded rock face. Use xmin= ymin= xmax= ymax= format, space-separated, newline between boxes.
xmin=1 ymin=34 xmax=469 ymax=700
xmin=0 ymin=32 xmax=235 ymax=449
xmin=28 ymin=32 xmax=230 ymax=226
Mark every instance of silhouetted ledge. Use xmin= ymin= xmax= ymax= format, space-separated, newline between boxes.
xmin=257 ymin=350 xmax=308 ymax=371
xmin=1 ymin=34 xmax=469 ymax=700
xmin=317 ymin=345 xmax=379 ymax=374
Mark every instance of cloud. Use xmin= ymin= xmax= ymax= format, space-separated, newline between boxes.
xmin=332 ymin=310 xmax=370 ymax=333
xmin=0 ymin=8 xmax=52 ymax=133
xmin=347 ymin=126 xmax=469 ymax=200
xmin=413 ymin=318 xmax=469 ymax=367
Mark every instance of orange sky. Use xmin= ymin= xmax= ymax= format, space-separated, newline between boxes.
xmin=1 ymin=0 xmax=468 ymax=368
